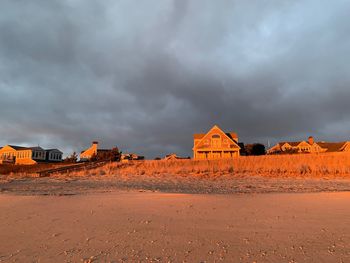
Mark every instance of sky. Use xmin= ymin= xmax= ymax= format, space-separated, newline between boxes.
xmin=1 ymin=0 xmax=350 ymax=158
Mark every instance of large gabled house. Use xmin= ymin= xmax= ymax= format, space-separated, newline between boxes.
xmin=0 ymin=145 xmax=63 ymax=164
xmin=193 ymin=125 xmax=241 ymax=160
xmin=267 ymin=136 xmax=350 ymax=154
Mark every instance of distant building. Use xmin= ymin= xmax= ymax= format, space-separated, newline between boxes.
xmin=0 ymin=145 xmax=63 ymax=165
xmin=80 ymin=141 xmax=120 ymax=161
xmin=267 ymin=136 xmax=350 ymax=154
xmin=316 ymin=142 xmax=350 ymax=153
xmin=45 ymin=149 xmax=64 ymax=162
xmin=164 ymin=153 xmax=190 ymax=160
xmin=193 ymin=125 xmax=241 ymax=160
xmin=121 ymin=153 xmax=145 ymax=162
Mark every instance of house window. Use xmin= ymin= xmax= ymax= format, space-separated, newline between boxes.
xmin=212 ymin=134 xmax=221 ymax=148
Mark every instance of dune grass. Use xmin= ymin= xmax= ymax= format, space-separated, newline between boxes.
xmin=3 ymin=153 xmax=350 ymax=180
xmin=62 ymin=152 xmax=350 ymax=179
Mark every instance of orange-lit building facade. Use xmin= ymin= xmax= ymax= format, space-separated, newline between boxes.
xmin=193 ymin=125 xmax=240 ymax=160
xmin=0 ymin=145 xmax=62 ymax=164
xmin=80 ymin=141 xmax=118 ymax=161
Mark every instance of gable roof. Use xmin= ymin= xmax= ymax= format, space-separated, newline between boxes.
xmin=194 ymin=132 xmax=237 ymax=140
xmin=46 ymin=149 xmax=63 ymax=154
xmin=194 ymin=125 xmax=240 ymax=150
xmin=317 ymin=142 xmax=347 ymax=152
xmin=7 ymin=145 xmax=30 ymax=150
xmin=279 ymin=141 xmax=308 ymax=147
xmin=280 ymin=142 xmax=297 ymax=147
xmin=28 ymin=146 xmax=45 ymax=151
xmin=230 ymin=132 xmax=238 ymax=138
xmin=97 ymin=149 xmax=113 ymax=152
xmin=274 ymin=140 xmax=350 ymax=153
xmin=226 ymin=132 xmax=238 ymax=141
xmin=2 ymin=145 xmax=62 ymax=153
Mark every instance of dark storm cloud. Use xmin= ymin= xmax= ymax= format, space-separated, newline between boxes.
xmin=1 ymin=0 xmax=350 ymax=157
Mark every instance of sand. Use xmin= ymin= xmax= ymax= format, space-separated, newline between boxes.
xmin=2 ymin=175 xmax=350 ymax=195
xmin=0 ymin=191 xmax=350 ymax=262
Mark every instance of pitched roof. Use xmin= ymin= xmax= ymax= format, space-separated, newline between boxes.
xmin=226 ymin=132 xmax=238 ymax=141
xmin=279 ymin=142 xmax=300 ymax=147
xmin=194 ymin=132 xmax=238 ymax=140
xmin=193 ymin=125 xmax=240 ymax=150
xmin=8 ymin=145 xmax=30 ymax=150
xmin=317 ymin=142 xmax=347 ymax=152
xmin=28 ymin=146 xmax=45 ymax=151
xmin=97 ymin=149 xmax=113 ymax=152
xmin=46 ymin=149 xmax=63 ymax=153
xmin=229 ymin=132 xmax=238 ymax=138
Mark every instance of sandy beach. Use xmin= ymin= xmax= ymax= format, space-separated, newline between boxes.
xmin=0 ymin=191 xmax=349 ymax=262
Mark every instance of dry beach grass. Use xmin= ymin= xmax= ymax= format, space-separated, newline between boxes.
xmin=2 ymin=153 xmax=350 ymax=195
xmin=71 ymin=152 xmax=350 ymax=178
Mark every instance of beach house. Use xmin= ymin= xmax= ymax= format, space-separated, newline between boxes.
xmin=193 ymin=125 xmax=241 ymax=160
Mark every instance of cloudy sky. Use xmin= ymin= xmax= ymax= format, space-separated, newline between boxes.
xmin=1 ymin=0 xmax=350 ymax=158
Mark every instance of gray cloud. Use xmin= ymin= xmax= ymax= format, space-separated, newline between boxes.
xmin=1 ymin=0 xmax=350 ymax=157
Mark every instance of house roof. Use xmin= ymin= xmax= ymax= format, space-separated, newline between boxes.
xmin=226 ymin=132 xmax=238 ymax=141
xmin=8 ymin=145 xmax=30 ymax=150
xmin=28 ymin=146 xmax=45 ymax=151
xmin=97 ymin=149 xmax=113 ymax=152
xmin=194 ymin=132 xmax=238 ymax=140
xmin=231 ymin=132 xmax=238 ymax=138
xmin=279 ymin=141 xmax=304 ymax=147
xmin=276 ymin=140 xmax=349 ymax=152
xmin=80 ymin=149 xmax=113 ymax=154
xmin=193 ymin=125 xmax=240 ymax=150
xmin=46 ymin=149 xmax=63 ymax=153
xmin=317 ymin=142 xmax=347 ymax=152
xmin=3 ymin=145 xmax=63 ymax=153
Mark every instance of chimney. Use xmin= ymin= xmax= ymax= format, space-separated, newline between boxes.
xmin=92 ymin=141 xmax=98 ymax=152
xmin=308 ymin=136 xmax=314 ymax=145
